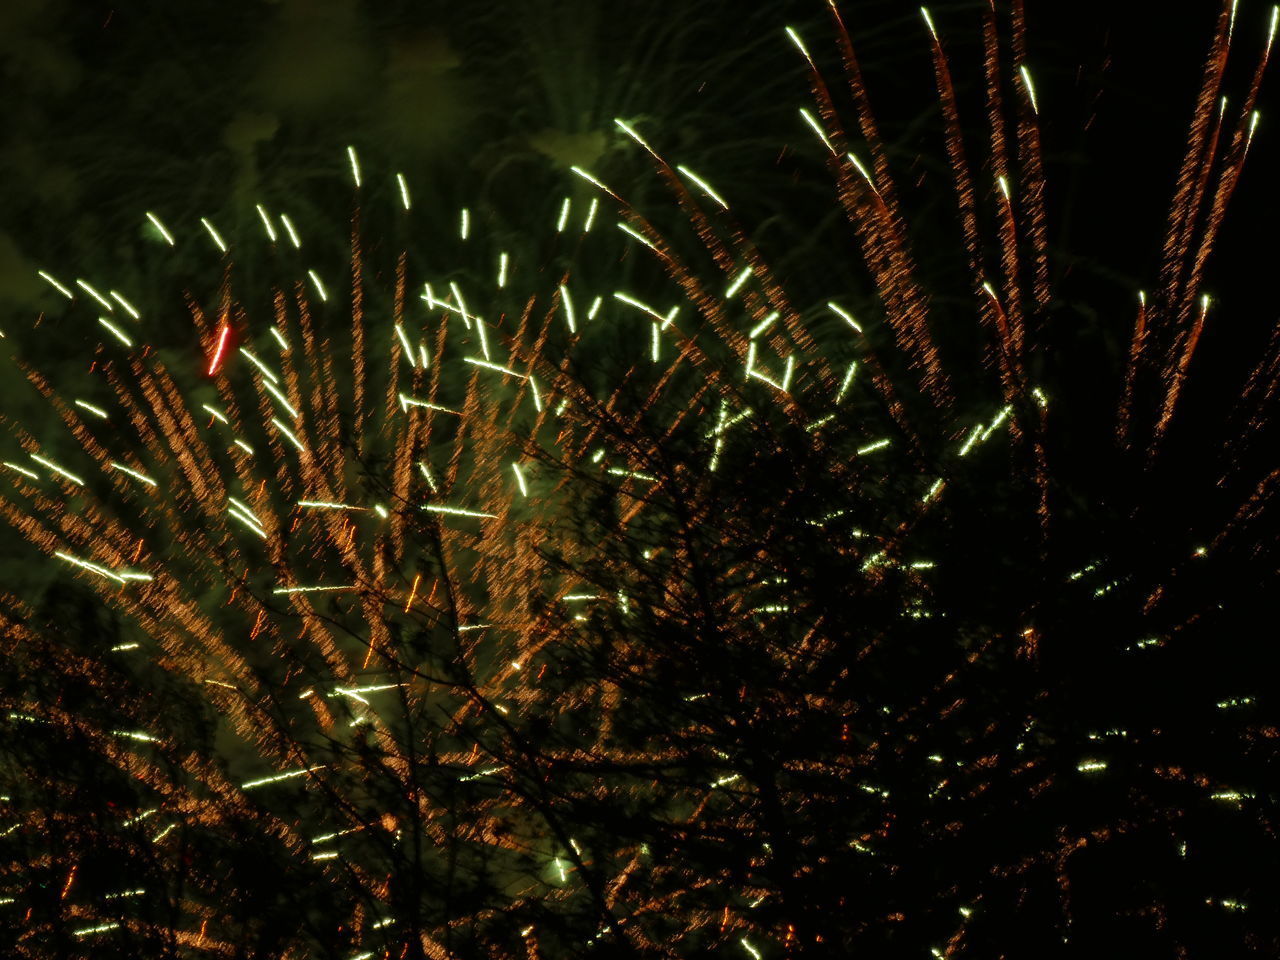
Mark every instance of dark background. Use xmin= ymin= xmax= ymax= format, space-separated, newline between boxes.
xmin=2 ymin=0 xmax=1272 ymax=305
xmin=0 ymin=0 xmax=1271 ymax=609
xmin=3 ymin=0 xmax=1274 ymax=587
xmin=0 ymin=0 xmax=1274 ymax=652
xmin=0 ymin=4 xmax=1276 ymax=956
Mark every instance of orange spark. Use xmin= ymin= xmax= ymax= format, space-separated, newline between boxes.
xmin=404 ymin=573 xmax=421 ymax=613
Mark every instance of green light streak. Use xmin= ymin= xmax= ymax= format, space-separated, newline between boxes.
xmin=676 ymin=165 xmax=729 ymax=209
xmin=256 ymin=204 xmax=278 ymax=242
xmin=799 ymin=107 xmax=836 ymax=155
xmin=725 ymin=266 xmax=753 ymax=299
xmin=346 ymin=145 xmax=361 ymax=187
xmin=109 ymin=291 xmax=140 ymax=318
xmin=280 ymin=213 xmax=302 ymax=248
xmin=398 ymin=394 xmax=460 ymax=415
xmin=828 ymin=302 xmax=862 ymax=333
xmin=145 ymin=211 xmax=175 ymax=246
xmin=271 ymin=418 xmax=307 ymax=453
xmin=30 ymin=454 xmax=84 ymax=486
xmin=200 ymin=217 xmax=228 ymax=253
xmin=98 ymin=318 xmax=133 ymax=347
xmin=423 ymin=504 xmax=498 ymax=519
xmin=76 ymin=280 xmax=113 ymax=311
xmin=37 ymin=270 xmax=73 ymax=299
xmin=109 ymin=463 xmax=157 ymax=487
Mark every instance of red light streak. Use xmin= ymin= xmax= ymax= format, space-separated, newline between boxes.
xmin=208 ymin=324 xmax=231 ymax=375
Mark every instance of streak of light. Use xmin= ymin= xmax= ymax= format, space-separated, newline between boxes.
xmin=347 ymin=145 xmax=361 ymax=187
xmin=38 ymin=270 xmax=74 ymax=298
xmin=423 ymin=504 xmax=498 ymax=519
xmin=76 ymin=280 xmax=113 ymax=311
xmin=145 ymin=211 xmax=175 ymax=246
xmin=200 ymin=217 xmax=228 ymax=253
xmin=30 ymin=454 xmax=84 ymax=486
xmin=110 ymin=463 xmax=157 ymax=487
xmin=256 ymin=204 xmax=278 ymax=242
xmin=98 ymin=318 xmax=133 ymax=347
xmin=208 ymin=325 xmax=231 ymax=375
xmin=109 ymin=291 xmax=140 ymax=318
xmin=280 ymin=213 xmax=302 ymax=248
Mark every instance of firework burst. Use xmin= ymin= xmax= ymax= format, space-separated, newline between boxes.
xmin=2 ymin=2 xmax=1278 ymax=958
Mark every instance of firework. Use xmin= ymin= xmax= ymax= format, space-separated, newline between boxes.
xmin=2 ymin=2 xmax=1278 ymax=958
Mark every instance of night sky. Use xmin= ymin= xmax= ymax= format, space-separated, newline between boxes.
xmin=1 ymin=2 xmax=1277 ymax=958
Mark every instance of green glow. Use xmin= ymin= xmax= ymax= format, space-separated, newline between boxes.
xmin=921 ymin=6 xmax=938 ymax=42
xmin=423 ymin=504 xmax=498 ymax=519
xmin=1019 ymin=65 xmax=1039 ymax=113
xmin=239 ymin=348 xmax=281 ymax=384
xmin=847 ymin=151 xmax=877 ymax=188
xmin=2 ymin=462 xmax=40 ymax=480
xmin=828 ymin=302 xmax=862 ymax=333
xmin=30 ymin=454 xmax=84 ymax=486
xmin=307 ymin=270 xmax=328 ymax=302
xmin=748 ymin=312 xmax=779 ymax=339
xmin=262 ymin=378 xmax=300 ymax=419
xmin=256 ymin=204 xmax=278 ymax=242
xmin=570 ymin=165 xmax=610 ymax=193
xmin=280 ymin=213 xmax=302 ymax=248
xmin=799 ymin=107 xmax=836 ymax=155
xmin=614 ymin=292 xmax=666 ymax=322
xmin=76 ymin=280 xmax=113 ymax=311
xmin=37 ymin=270 xmax=73 ymax=299
xmin=560 ymin=284 xmax=577 ymax=333
xmin=464 ymin=357 xmax=525 ymax=379
xmin=346 ymin=145 xmax=361 ymax=187
xmin=98 ymin=317 xmax=133 ymax=347
xmin=200 ymin=217 xmax=228 ymax=253
xmin=676 ymin=165 xmax=729 ymax=210
xmin=73 ymin=399 xmax=107 ymax=419
xmin=617 ymin=222 xmax=656 ymax=250
xmin=145 ymin=211 xmax=175 ymax=246
xmin=836 ymin=361 xmax=858 ymax=402
xmin=726 ymin=266 xmax=753 ymax=299
xmin=202 ymin=404 xmax=229 ymax=424
xmin=109 ymin=291 xmax=140 ymax=318
xmin=785 ymin=25 xmax=812 ymax=63
xmin=398 ymin=394 xmax=460 ymax=415
xmin=614 ymin=118 xmax=657 ymax=156
xmin=241 ymin=765 xmax=325 ymax=789
xmin=272 ymin=418 xmax=307 ymax=453
xmin=110 ymin=463 xmax=157 ymax=487
xmin=55 ymin=551 xmax=124 ymax=584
